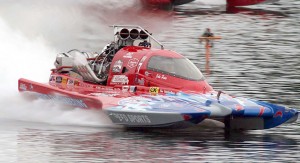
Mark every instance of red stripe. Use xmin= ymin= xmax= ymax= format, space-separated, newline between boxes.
xmin=258 ymin=107 xmax=264 ymax=116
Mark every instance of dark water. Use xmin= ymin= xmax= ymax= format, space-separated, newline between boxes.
xmin=0 ymin=0 xmax=300 ymax=162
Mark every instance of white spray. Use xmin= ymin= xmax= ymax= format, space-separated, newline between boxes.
xmin=0 ymin=18 xmax=113 ymax=127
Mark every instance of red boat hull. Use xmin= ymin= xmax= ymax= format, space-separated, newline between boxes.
xmin=18 ymin=74 xmax=183 ymax=110
xmin=18 ymin=78 xmax=105 ymax=109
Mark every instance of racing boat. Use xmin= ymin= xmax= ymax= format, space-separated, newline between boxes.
xmin=18 ymin=25 xmax=298 ymax=130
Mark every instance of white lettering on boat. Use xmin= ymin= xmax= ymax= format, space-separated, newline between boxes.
xmin=127 ymin=58 xmax=139 ymax=68
xmin=37 ymin=93 xmax=88 ymax=108
xmin=111 ymin=75 xmax=129 ymax=85
xmin=110 ymin=113 xmax=151 ymax=124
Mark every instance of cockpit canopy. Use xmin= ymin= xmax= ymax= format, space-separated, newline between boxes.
xmin=147 ymin=55 xmax=204 ymax=81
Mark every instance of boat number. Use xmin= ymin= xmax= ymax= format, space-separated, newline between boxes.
xmin=110 ymin=113 xmax=151 ymax=124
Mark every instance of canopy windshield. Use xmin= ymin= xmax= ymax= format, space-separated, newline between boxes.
xmin=147 ymin=56 xmax=204 ymax=81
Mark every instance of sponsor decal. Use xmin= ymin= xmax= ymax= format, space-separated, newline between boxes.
xmin=122 ymin=85 xmax=129 ymax=92
xmin=156 ymin=74 xmax=167 ymax=80
xmin=122 ymin=86 xmax=136 ymax=93
xmin=145 ymin=71 xmax=151 ymax=76
xmin=112 ymin=60 xmax=123 ymax=73
xmin=127 ymin=58 xmax=139 ymax=68
xmin=56 ymin=76 xmax=62 ymax=83
xmin=109 ymin=112 xmax=151 ymax=124
xmin=79 ymin=82 xmax=94 ymax=88
xmin=62 ymin=77 xmax=68 ymax=85
xmin=137 ymin=78 xmax=145 ymax=86
xmin=37 ymin=93 xmax=88 ymax=108
xmin=49 ymin=75 xmax=55 ymax=82
xmin=111 ymin=75 xmax=129 ymax=85
xmin=19 ymin=83 xmax=27 ymax=91
xmin=129 ymin=86 xmax=137 ymax=93
xmin=123 ymin=52 xmax=133 ymax=58
xmin=67 ymin=79 xmax=74 ymax=85
xmin=74 ymin=80 xmax=80 ymax=86
xmin=149 ymin=87 xmax=159 ymax=94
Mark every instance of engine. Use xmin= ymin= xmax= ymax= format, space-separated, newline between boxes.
xmin=53 ymin=25 xmax=164 ymax=84
xmin=118 ymin=28 xmax=149 ymax=40
xmin=116 ymin=27 xmax=150 ymax=48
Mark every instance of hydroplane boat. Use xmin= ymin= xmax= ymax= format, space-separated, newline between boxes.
xmin=18 ymin=25 xmax=298 ymax=130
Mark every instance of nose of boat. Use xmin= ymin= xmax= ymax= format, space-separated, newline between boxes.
xmin=285 ymin=110 xmax=299 ymax=123
xmin=263 ymin=107 xmax=298 ymax=129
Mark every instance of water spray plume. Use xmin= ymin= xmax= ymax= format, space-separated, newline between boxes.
xmin=0 ymin=18 xmax=113 ymax=127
